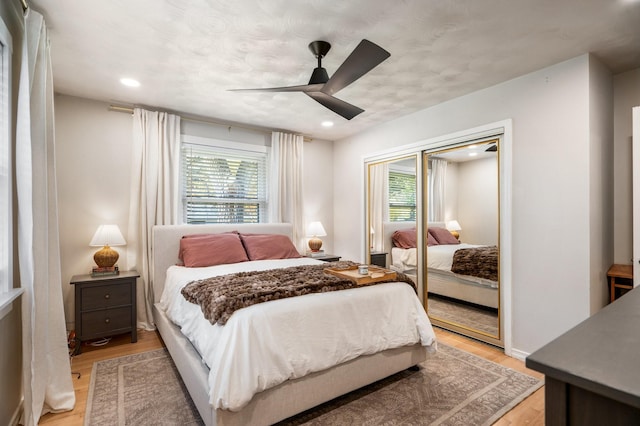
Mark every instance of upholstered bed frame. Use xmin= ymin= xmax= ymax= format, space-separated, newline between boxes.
xmin=152 ymin=223 xmax=428 ymax=426
xmin=383 ymin=221 xmax=498 ymax=309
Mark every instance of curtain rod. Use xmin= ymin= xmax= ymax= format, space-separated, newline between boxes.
xmin=108 ymin=105 xmax=312 ymax=141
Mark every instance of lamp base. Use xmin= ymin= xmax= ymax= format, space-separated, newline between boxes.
xmin=93 ymin=245 xmax=120 ymax=268
xmin=450 ymin=231 xmax=460 ymax=239
xmin=308 ymin=237 xmax=323 ymax=252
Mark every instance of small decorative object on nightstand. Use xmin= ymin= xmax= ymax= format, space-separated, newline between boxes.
xmin=71 ymin=270 xmax=139 ymax=354
xmin=370 ymin=251 xmax=387 ymax=268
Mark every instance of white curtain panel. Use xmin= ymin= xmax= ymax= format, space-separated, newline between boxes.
xmin=429 ymin=159 xmax=447 ymax=222
xmin=16 ymin=10 xmax=75 ymax=425
xmin=128 ymin=108 xmax=181 ymax=330
xmin=269 ymin=132 xmax=305 ymax=251
xmin=369 ymin=162 xmax=389 ymax=252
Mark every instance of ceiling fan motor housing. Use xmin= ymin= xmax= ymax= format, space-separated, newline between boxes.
xmin=309 ymin=67 xmax=329 ymax=84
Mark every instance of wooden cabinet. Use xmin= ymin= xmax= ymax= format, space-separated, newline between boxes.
xmin=527 ymin=286 xmax=640 ymax=425
xmin=370 ymin=251 xmax=387 ymax=268
xmin=71 ymin=271 xmax=139 ymax=353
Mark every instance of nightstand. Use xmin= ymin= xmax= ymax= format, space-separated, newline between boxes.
xmin=310 ymin=254 xmax=341 ymax=262
xmin=370 ymin=251 xmax=387 ymax=268
xmin=71 ymin=271 xmax=139 ymax=354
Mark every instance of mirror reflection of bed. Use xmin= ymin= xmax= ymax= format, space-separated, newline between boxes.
xmin=424 ymin=141 xmax=500 ymax=343
xmin=384 ymin=220 xmax=499 ymax=338
xmin=366 ymin=139 xmax=501 ymax=346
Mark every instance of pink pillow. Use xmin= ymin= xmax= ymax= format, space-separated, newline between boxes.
xmin=427 ymin=232 xmax=439 ymax=246
xmin=180 ymin=233 xmax=249 ymax=267
xmin=428 ymin=227 xmax=460 ymax=245
xmin=239 ymin=233 xmax=301 ymax=260
xmin=392 ymin=228 xmax=417 ymax=249
xmin=178 ymin=231 xmax=238 ymax=262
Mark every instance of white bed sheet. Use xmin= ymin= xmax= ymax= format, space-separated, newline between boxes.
xmin=391 ymin=247 xmax=417 ymax=271
xmin=159 ymin=257 xmax=436 ymax=412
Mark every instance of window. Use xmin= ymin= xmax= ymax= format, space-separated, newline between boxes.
xmin=388 ymin=170 xmax=416 ymax=222
xmin=0 ymin=17 xmax=18 ymax=319
xmin=181 ymin=137 xmax=268 ymax=224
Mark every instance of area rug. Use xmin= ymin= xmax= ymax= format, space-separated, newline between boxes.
xmin=85 ymin=345 xmax=542 ymax=425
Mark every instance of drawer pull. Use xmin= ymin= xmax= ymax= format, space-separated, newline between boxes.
xmin=104 ymin=294 xmax=110 ymax=299
xmin=105 ymin=318 xmax=110 ymax=324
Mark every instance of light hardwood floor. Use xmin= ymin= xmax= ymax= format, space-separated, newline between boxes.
xmin=39 ymin=327 xmax=544 ymax=425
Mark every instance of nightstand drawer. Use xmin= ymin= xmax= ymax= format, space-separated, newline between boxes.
xmin=79 ymin=306 xmax=132 ymax=337
xmin=81 ymin=283 xmax=131 ymax=310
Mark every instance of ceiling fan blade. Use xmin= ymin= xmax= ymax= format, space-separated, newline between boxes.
xmin=229 ymin=83 xmax=324 ymax=93
xmin=321 ymin=39 xmax=390 ymax=96
xmin=305 ymin=92 xmax=364 ymax=120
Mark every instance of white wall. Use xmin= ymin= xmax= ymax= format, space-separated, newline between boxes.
xmin=457 ymin=157 xmax=499 ymax=246
xmin=333 ymin=54 xmax=607 ymax=355
xmin=54 ymin=95 xmax=334 ymax=328
xmin=613 ymin=68 xmax=640 ymax=264
xmin=55 ymin=96 xmax=134 ymax=327
xmin=588 ymin=55 xmax=614 ymax=314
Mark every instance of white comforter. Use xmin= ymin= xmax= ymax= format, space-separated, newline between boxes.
xmin=159 ymin=257 xmax=436 ymax=411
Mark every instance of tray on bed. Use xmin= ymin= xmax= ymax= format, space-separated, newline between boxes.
xmin=324 ymin=265 xmax=397 ymax=285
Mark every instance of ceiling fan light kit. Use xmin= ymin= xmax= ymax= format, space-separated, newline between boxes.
xmin=231 ymin=39 xmax=390 ymax=120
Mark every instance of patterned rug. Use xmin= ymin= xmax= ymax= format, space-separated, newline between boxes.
xmin=428 ymin=295 xmax=499 ymax=336
xmin=85 ymin=345 xmax=542 ymax=425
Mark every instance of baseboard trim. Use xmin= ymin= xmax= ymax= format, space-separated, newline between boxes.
xmin=10 ymin=399 xmax=23 ymax=426
xmin=510 ymin=347 xmax=529 ymax=361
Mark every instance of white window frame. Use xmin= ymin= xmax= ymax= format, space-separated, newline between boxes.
xmin=180 ymin=135 xmax=269 ymax=224
xmin=0 ymin=16 xmax=21 ymax=320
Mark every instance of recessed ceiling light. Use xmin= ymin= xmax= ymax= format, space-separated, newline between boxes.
xmin=467 ymin=144 xmax=477 ymax=149
xmin=120 ymin=78 xmax=140 ymax=87
xmin=321 ymin=121 xmax=334 ymax=127
xmin=469 ymin=152 xmax=478 ymax=157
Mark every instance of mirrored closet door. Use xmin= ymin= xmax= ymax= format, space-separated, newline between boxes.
xmin=424 ymin=139 xmax=502 ymax=346
xmin=366 ymin=155 xmax=420 ymax=292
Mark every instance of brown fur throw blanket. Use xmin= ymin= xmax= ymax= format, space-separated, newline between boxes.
xmin=451 ymin=246 xmax=498 ymax=281
xmin=181 ymin=261 xmax=415 ymax=325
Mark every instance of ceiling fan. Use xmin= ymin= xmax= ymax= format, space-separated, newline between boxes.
xmin=230 ymin=39 xmax=390 ymax=120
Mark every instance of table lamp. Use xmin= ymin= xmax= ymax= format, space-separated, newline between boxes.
xmin=307 ymin=221 xmax=327 ymax=252
xmin=90 ymin=224 xmax=127 ymax=268
xmin=446 ymin=220 xmax=462 ymax=239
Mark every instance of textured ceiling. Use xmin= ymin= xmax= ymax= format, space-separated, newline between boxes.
xmin=30 ymin=0 xmax=640 ymax=141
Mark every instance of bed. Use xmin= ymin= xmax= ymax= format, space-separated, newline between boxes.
xmin=152 ymin=223 xmax=436 ymax=426
xmin=383 ymin=221 xmax=498 ymax=309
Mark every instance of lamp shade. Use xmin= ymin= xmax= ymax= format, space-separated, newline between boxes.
xmin=90 ymin=225 xmax=127 ymax=247
xmin=307 ymin=221 xmax=327 ymax=237
xmin=446 ymin=220 xmax=461 ymax=231
xmin=90 ymin=225 xmax=126 ymax=268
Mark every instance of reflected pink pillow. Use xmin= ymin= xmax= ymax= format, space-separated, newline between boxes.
xmin=392 ymin=228 xmax=417 ymax=249
xmin=428 ymin=227 xmax=460 ymax=245
xmin=239 ymin=233 xmax=301 ymax=260
xmin=427 ymin=232 xmax=439 ymax=246
xmin=180 ymin=232 xmax=249 ymax=267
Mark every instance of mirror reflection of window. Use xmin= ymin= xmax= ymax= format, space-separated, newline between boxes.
xmin=388 ymin=163 xmax=416 ymax=222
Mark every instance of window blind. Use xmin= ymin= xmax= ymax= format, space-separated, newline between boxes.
xmin=181 ymin=143 xmax=267 ymax=224
xmin=388 ymin=171 xmax=416 ymax=222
